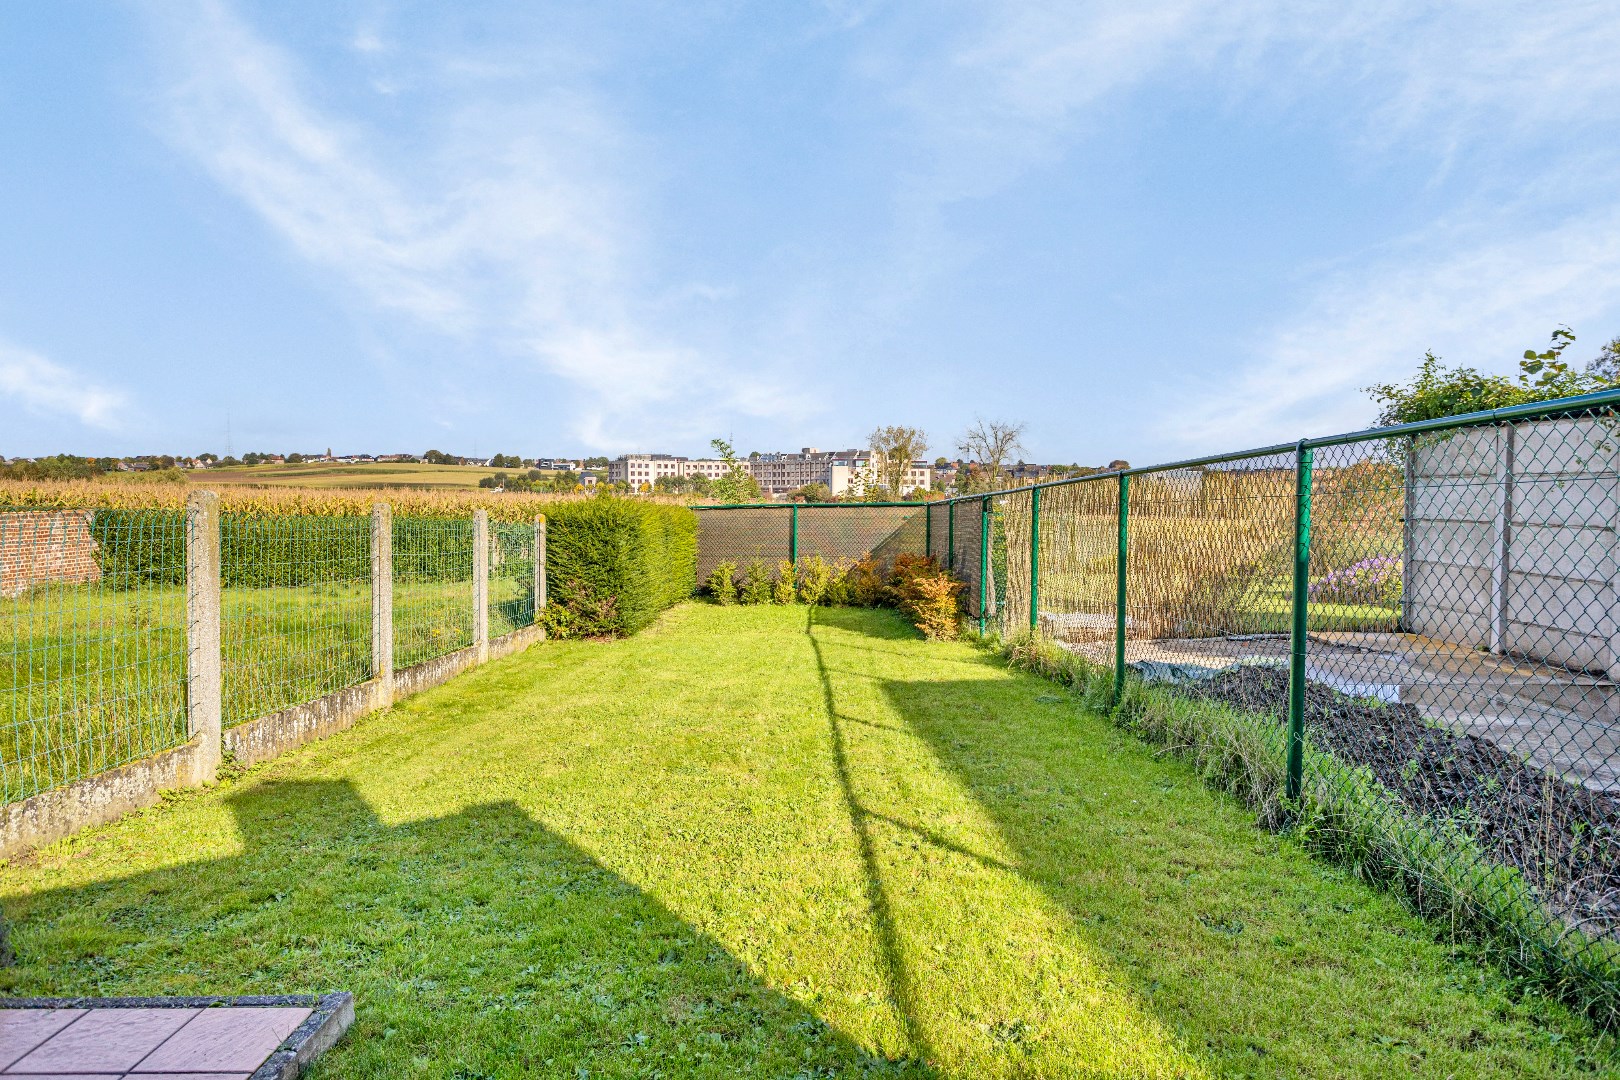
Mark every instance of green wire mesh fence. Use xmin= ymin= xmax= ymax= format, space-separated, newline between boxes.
xmin=922 ymin=392 xmax=1620 ymax=1019
xmin=0 ymin=506 xmax=188 ymax=802
xmin=392 ymin=516 xmax=476 ymax=670
xmin=2 ymin=503 xmax=543 ymax=812
xmin=220 ymin=512 xmax=372 ymax=727
xmin=692 ymin=503 xmax=928 ymax=583
xmin=489 ymin=519 xmax=538 ymax=639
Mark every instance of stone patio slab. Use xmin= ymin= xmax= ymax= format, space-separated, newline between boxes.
xmin=0 ymin=1010 xmax=83 ymax=1071
xmin=131 ymin=1008 xmax=309 ymax=1074
xmin=6 ymin=1009 xmax=196 ymax=1074
xmin=0 ymin=995 xmax=352 ymax=1080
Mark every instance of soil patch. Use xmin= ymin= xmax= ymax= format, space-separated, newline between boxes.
xmin=1180 ymin=664 xmax=1620 ymax=938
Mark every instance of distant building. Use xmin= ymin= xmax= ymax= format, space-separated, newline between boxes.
xmin=579 ymin=470 xmax=599 ymax=488
xmin=605 ymin=454 xmax=730 ymax=489
xmin=751 ymin=448 xmax=930 ymax=499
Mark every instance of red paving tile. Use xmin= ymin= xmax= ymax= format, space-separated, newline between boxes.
xmin=4 ymin=1010 xmax=196 ymax=1074
xmin=131 ymin=1007 xmax=309 ymax=1074
xmin=0 ymin=1011 xmax=84 ymax=1071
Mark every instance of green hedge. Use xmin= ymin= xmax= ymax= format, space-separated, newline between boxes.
xmin=542 ymin=500 xmax=698 ymax=637
xmin=544 ymin=501 xmax=696 ymax=637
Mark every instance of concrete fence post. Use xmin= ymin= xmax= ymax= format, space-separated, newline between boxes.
xmin=371 ymin=503 xmax=394 ymax=706
xmin=534 ymin=514 xmax=547 ymax=636
xmin=474 ymin=510 xmax=490 ymax=662
xmin=1490 ymin=424 xmax=1516 ymax=654
xmin=185 ymin=490 xmax=222 ymax=785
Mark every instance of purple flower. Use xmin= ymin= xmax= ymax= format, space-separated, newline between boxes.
xmin=1309 ymin=555 xmax=1402 ymax=606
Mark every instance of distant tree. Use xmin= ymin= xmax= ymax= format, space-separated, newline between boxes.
xmin=422 ymin=449 xmax=460 ymax=465
xmin=583 ymin=456 xmax=610 ymax=469
xmin=525 ymin=468 xmax=543 ymax=481
xmin=933 ymin=456 xmax=950 ymax=468
xmin=956 ymin=419 xmax=1026 ymax=490
xmin=1587 ymin=335 xmax=1620 ymax=383
xmin=710 ymin=438 xmax=764 ymax=504
xmin=489 ymin=453 xmax=523 ymax=469
xmin=868 ymin=425 xmax=928 ymax=496
xmin=286 ymin=453 xmax=305 ymax=464
xmin=198 ymin=453 xmax=218 ymax=463
xmin=1105 ymin=460 xmax=1130 ymax=471
xmin=788 ymin=481 xmax=832 ymax=503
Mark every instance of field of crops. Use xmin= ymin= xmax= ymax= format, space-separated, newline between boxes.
xmin=198 ymin=461 xmax=539 ymax=490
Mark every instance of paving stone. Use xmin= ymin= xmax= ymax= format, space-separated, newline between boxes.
xmin=130 ymin=1007 xmax=309 ymax=1074
xmin=4 ymin=1009 xmax=196 ymax=1074
xmin=0 ymin=1010 xmax=83 ymax=1071
xmin=129 ymin=1073 xmax=253 ymax=1079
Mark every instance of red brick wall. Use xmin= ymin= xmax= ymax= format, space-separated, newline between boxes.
xmin=0 ymin=510 xmax=101 ymax=597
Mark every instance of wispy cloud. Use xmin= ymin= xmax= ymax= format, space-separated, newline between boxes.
xmin=143 ymin=0 xmax=801 ymax=450
xmin=1166 ymin=197 xmax=1620 ymax=448
xmin=0 ymin=339 xmax=130 ymax=430
xmin=854 ymin=1 xmax=1620 ymax=448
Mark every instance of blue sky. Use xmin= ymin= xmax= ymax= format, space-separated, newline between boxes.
xmin=3 ymin=1 xmax=1620 ymax=464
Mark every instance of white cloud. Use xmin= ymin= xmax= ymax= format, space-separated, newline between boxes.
xmin=144 ymin=0 xmax=799 ymax=450
xmin=1164 ymin=198 xmax=1620 ymax=449
xmin=0 ymin=341 xmax=130 ymax=430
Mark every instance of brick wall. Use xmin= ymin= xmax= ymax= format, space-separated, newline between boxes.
xmin=0 ymin=510 xmax=101 ymax=598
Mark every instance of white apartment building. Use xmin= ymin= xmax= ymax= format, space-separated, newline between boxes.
xmin=752 ymin=448 xmax=931 ymax=499
xmin=606 ymin=448 xmax=930 ymax=497
xmin=606 ymin=454 xmax=731 ymax=489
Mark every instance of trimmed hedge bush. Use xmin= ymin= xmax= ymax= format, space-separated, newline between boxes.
xmin=541 ymin=500 xmax=697 ymax=638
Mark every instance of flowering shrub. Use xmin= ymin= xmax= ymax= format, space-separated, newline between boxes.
xmin=1309 ymin=556 xmax=1402 ymax=606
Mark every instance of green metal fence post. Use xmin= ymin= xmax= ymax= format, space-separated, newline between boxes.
xmin=1029 ymin=486 xmax=1041 ymax=634
xmin=1114 ymin=473 xmax=1129 ymax=706
xmin=925 ymin=502 xmax=932 ymax=560
xmin=1287 ymin=442 xmax=1314 ymax=804
xmin=978 ymin=496 xmax=990 ymax=635
xmin=947 ymin=498 xmax=956 ymax=571
xmin=789 ymin=503 xmax=799 ymax=564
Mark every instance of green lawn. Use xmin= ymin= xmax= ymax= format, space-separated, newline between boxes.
xmin=2 ymin=604 xmax=1611 ymax=1077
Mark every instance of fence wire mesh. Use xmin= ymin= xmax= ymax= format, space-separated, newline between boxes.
xmin=693 ymin=504 xmax=927 ymax=584
xmin=920 ymin=400 xmax=1620 ymax=1018
xmin=220 ymin=512 xmax=372 ymax=726
xmin=489 ymin=519 xmax=538 ymax=639
xmin=392 ymin=516 xmax=475 ymax=670
xmin=1 ymin=506 xmax=187 ymax=802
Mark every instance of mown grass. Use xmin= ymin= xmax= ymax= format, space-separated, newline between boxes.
xmin=2 ymin=603 xmax=1613 ymax=1077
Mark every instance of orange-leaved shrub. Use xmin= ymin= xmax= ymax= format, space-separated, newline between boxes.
xmin=889 ymin=554 xmax=964 ymax=640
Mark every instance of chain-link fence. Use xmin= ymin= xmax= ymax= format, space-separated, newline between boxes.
xmin=0 ymin=507 xmax=188 ymax=802
xmin=693 ymin=502 xmax=927 ymax=582
xmin=921 ymin=391 xmax=1620 ymax=1019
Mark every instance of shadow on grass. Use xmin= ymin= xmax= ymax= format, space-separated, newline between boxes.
xmin=804 ymin=607 xmax=1606 ymax=1074
xmin=4 ymin=779 xmax=935 ymax=1078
